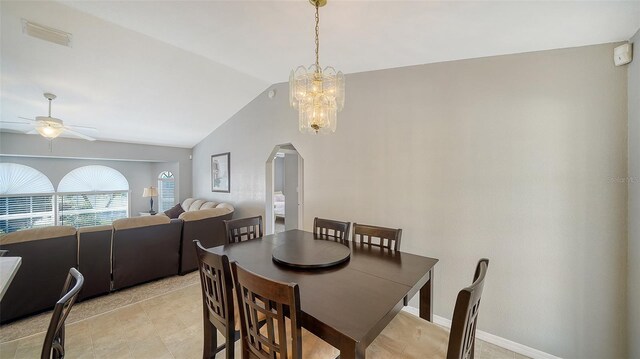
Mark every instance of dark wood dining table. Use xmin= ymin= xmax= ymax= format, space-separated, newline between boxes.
xmin=210 ymin=229 xmax=438 ymax=359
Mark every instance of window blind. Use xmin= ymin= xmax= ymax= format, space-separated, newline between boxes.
xmin=58 ymin=192 xmax=128 ymax=228
xmin=0 ymin=195 xmax=55 ymax=234
xmin=158 ymin=171 xmax=175 ymax=212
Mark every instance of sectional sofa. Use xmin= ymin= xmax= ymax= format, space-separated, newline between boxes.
xmin=0 ymin=199 xmax=233 ymax=324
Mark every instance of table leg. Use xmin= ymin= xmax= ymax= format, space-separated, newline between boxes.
xmin=419 ymin=267 xmax=433 ymax=322
xmin=339 ymin=341 xmax=366 ymax=359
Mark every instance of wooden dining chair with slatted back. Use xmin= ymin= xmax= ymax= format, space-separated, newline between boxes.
xmin=352 ymin=223 xmax=402 ymax=251
xmin=223 ymin=216 xmax=263 ymax=244
xmin=368 ymin=259 xmax=489 ymax=359
xmin=41 ymin=268 xmax=84 ymax=359
xmin=313 ymin=217 xmax=351 ymax=244
xmin=230 ymin=262 xmax=339 ymax=359
xmin=194 ymin=240 xmax=239 ymax=359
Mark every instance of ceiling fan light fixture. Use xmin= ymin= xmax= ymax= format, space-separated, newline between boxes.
xmin=36 ymin=126 xmax=63 ymax=139
xmin=35 ymin=117 xmax=64 ymax=139
xmin=35 ymin=123 xmax=63 ymax=139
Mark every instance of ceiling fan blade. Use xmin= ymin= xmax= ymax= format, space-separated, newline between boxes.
xmin=66 ymin=124 xmax=98 ymax=132
xmin=63 ymin=127 xmax=96 ymax=141
xmin=0 ymin=120 xmax=31 ymax=125
xmin=17 ymin=117 xmax=37 ymax=122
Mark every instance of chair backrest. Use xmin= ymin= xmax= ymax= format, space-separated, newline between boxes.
xmin=224 ymin=216 xmax=263 ymax=244
xmin=352 ymin=223 xmax=402 ymax=251
xmin=231 ymin=262 xmax=302 ymax=359
xmin=41 ymin=267 xmax=84 ymax=359
xmin=313 ymin=217 xmax=351 ymax=243
xmin=194 ymin=240 xmax=235 ymax=337
xmin=446 ymin=258 xmax=489 ymax=359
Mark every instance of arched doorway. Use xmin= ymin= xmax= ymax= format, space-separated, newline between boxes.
xmin=265 ymin=144 xmax=304 ymax=234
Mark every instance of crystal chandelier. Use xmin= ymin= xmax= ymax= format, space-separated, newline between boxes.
xmin=289 ymin=0 xmax=344 ymax=134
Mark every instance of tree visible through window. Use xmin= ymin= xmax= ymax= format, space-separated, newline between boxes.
xmin=0 ymin=163 xmax=55 ymax=234
xmin=158 ymin=171 xmax=175 ymax=212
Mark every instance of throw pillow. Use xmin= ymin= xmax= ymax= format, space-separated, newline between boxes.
xmin=164 ymin=203 xmax=185 ymax=219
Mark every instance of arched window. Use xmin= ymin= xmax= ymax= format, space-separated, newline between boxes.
xmin=0 ymin=163 xmax=55 ymax=234
xmin=157 ymin=171 xmax=175 ymax=212
xmin=57 ymin=165 xmax=129 ymax=227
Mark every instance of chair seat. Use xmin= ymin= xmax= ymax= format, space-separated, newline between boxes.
xmin=257 ymin=318 xmax=340 ymax=359
xmin=367 ymin=311 xmax=449 ymax=359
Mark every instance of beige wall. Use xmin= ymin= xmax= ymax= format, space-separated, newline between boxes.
xmin=628 ymin=29 xmax=640 ymax=359
xmin=192 ymin=43 xmax=628 ymax=358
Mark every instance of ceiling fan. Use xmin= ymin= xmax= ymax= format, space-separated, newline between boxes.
xmin=1 ymin=93 xmax=97 ymax=141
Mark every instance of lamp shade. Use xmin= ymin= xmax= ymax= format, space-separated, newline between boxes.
xmin=142 ymin=187 xmax=158 ymax=197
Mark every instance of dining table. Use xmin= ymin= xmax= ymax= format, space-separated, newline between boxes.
xmin=210 ymin=229 xmax=438 ymax=359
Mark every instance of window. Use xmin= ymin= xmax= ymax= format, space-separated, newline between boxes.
xmin=158 ymin=171 xmax=175 ymax=212
xmin=0 ymin=163 xmax=55 ymax=234
xmin=57 ymin=166 xmax=129 ymax=228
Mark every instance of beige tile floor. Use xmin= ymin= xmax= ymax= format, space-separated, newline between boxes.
xmin=0 ymin=274 xmax=528 ymax=359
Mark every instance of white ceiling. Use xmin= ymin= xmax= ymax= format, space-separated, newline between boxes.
xmin=2 ymin=0 xmax=639 ymax=148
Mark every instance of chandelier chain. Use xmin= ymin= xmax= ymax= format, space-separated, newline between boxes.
xmin=315 ymin=1 xmax=320 ymax=71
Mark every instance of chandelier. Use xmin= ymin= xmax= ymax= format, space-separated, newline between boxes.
xmin=289 ymin=0 xmax=344 ymax=134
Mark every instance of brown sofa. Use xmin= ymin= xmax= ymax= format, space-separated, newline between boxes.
xmin=0 ymin=201 xmax=234 ymax=323
xmin=77 ymin=225 xmax=112 ymax=300
xmin=178 ymin=207 xmax=234 ymax=274
xmin=111 ymin=216 xmax=182 ymax=290
xmin=0 ymin=226 xmax=77 ymax=323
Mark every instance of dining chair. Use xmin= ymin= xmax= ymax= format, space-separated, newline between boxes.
xmin=352 ymin=223 xmax=402 ymax=251
xmin=313 ymin=217 xmax=351 ymax=243
xmin=224 ymin=216 xmax=263 ymax=244
xmin=41 ymin=267 xmax=84 ymax=359
xmin=194 ymin=240 xmax=239 ymax=359
xmin=230 ymin=262 xmax=339 ymax=359
xmin=369 ymin=258 xmax=489 ymax=359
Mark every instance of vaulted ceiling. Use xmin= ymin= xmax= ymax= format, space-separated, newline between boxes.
xmin=1 ymin=1 xmax=639 ymax=148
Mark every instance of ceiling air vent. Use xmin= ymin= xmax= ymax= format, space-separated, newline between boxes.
xmin=21 ymin=19 xmax=72 ymax=47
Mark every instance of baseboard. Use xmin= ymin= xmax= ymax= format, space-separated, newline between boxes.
xmin=401 ymin=306 xmax=561 ymax=359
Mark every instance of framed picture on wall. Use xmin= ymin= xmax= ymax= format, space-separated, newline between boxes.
xmin=211 ymin=152 xmax=230 ymax=193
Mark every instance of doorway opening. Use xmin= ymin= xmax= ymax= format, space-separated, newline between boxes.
xmin=265 ymin=144 xmax=304 ymax=234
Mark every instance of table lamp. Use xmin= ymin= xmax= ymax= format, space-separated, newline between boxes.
xmin=142 ymin=187 xmax=159 ymax=214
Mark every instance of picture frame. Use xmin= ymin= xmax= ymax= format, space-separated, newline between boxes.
xmin=211 ymin=152 xmax=230 ymax=193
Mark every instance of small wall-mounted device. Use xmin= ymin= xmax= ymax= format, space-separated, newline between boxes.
xmin=614 ymin=43 xmax=633 ymax=66
xmin=268 ymin=89 xmax=276 ymax=99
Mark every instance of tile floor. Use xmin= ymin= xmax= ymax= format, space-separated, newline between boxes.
xmin=0 ymin=274 xmax=528 ymax=359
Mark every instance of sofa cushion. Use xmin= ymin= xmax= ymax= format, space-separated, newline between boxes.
xmin=178 ymin=207 xmax=232 ymax=222
xmin=200 ymin=201 xmax=218 ymax=210
xmin=0 ymin=226 xmax=76 ymax=245
xmin=112 ymin=215 xmax=170 ymax=230
xmin=181 ymin=198 xmax=195 ymax=212
xmin=164 ymin=203 xmax=185 ymax=219
xmin=77 ymin=225 xmax=112 ymax=234
xmin=216 ymin=203 xmax=235 ymax=212
xmin=188 ymin=199 xmax=205 ymax=211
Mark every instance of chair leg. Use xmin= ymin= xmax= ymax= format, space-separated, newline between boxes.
xmin=203 ymin=321 xmax=218 ymax=359
xmin=225 ymin=329 xmax=235 ymax=359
